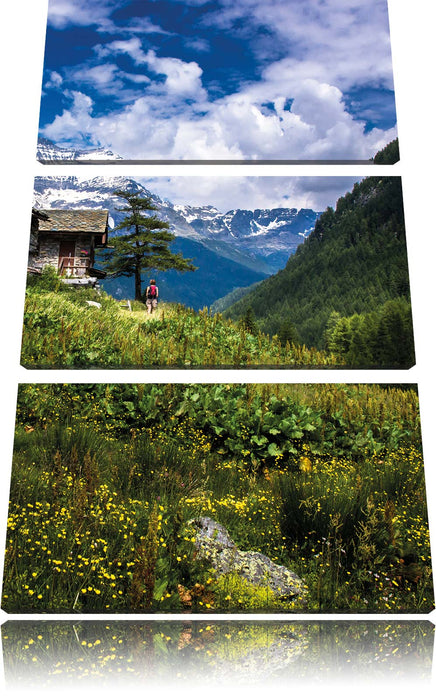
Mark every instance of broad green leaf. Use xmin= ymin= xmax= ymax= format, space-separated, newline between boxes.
xmin=267 ymin=442 xmax=283 ymax=457
xmin=290 ymin=429 xmax=304 ymax=438
xmin=251 ymin=435 xmax=268 ymax=446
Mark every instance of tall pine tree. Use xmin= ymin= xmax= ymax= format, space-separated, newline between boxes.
xmin=104 ymin=190 xmax=196 ymax=300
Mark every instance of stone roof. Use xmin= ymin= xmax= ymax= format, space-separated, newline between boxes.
xmin=37 ymin=209 xmax=109 ymax=233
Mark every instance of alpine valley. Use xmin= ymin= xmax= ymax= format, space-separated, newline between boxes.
xmin=34 ymin=140 xmax=320 ymax=309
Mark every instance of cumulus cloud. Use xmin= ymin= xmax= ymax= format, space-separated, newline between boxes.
xmin=41 ymin=74 xmax=396 ymax=160
xmin=70 ymin=63 xmax=120 ymax=89
xmin=92 ymin=40 xmax=207 ymax=100
xmin=96 ymin=38 xmax=147 ymax=64
xmin=144 ymin=50 xmax=207 ymax=98
xmin=42 ymin=91 xmax=95 ymax=144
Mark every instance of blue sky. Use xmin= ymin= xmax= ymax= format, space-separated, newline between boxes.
xmin=39 ymin=0 xmax=398 ymax=160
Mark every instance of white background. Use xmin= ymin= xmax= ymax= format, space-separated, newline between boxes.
xmin=0 ymin=1 xmax=435 ymax=698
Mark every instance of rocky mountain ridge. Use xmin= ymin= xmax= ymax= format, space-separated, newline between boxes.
xmin=33 ymin=173 xmax=319 ymax=276
xmin=33 ymin=144 xmax=320 ymax=307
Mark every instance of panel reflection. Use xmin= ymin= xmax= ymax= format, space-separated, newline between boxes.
xmin=2 ymin=620 xmax=433 ymax=687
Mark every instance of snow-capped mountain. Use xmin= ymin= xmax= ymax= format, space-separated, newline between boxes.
xmin=32 ymin=149 xmax=320 ymax=307
xmin=33 ymin=171 xmax=319 ymax=275
xmin=37 ymin=137 xmax=123 ymax=162
xmin=174 ymin=203 xmax=314 ymax=240
xmin=172 ymin=204 xmax=318 ymax=270
xmin=33 ymin=175 xmax=207 ymax=246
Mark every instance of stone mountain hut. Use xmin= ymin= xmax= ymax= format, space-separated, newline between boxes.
xmin=29 ymin=208 xmax=109 ymax=286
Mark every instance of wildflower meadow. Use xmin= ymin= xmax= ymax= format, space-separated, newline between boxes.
xmin=2 ymin=384 xmax=433 ymax=613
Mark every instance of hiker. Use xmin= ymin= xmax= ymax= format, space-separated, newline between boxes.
xmin=145 ymin=279 xmax=158 ymax=314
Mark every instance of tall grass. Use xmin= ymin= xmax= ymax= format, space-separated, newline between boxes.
xmin=272 ymin=446 xmax=431 ymax=610
xmin=21 ymin=286 xmax=341 ymax=368
xmin=3 ymin=427 xmax=212 ymax=613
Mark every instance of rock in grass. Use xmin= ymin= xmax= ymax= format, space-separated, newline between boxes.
xmin=192 ymin=517 xmax=306 ymax=601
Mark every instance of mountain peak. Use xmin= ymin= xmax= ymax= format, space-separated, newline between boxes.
xmin=37 ymin=137 xmax=123 ymax=162
xmin=33 ymin=170 xmax=319 ymax=281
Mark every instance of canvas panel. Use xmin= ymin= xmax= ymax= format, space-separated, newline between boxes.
xmin=23 ymin=174 xmax=415 ymax=369
xmin=2 ymin=383 xmax=432 ymax=614
xmin=37 ymin=0 xmax=398 ymax=163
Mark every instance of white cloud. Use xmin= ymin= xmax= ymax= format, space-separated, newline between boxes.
xmin=140 ymin=176 xmax=363 ymax=213
xmin=202 ymin=0 xmax=394 ymax=91
xmin=42 ymin=91 xmax=95 ymax=144
xmin=47 ymin=0 xmax=168 ymax=34
xmin=93 ymin=41 xmax=207 ymax=100
xmin=122 ymin=17 xmax=172 ymax=36
xmin=47 ymin=0 xmax=117 ymax=30
xmin=184 ymin=37 xmax=211 ymax=53
xmin=45 ymin=71 xmax=63 ymax=89
xmin=96 ymin=38 xmax=147 ymax=64
xmin=122 ymin=73 xmax=151 ymax=85
xmin=144 ymin=50 xmax=206 ymax=97
xmin=41 ymin=73 xmax=396 ymax=160
xmin=70 ymin=63 xmax=120 ymax=88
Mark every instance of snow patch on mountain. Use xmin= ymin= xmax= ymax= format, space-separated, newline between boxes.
xmin=33 ymin=143 xmax=320 ymax=275
xmin=37 ymin=138 xmax=123 ymax=162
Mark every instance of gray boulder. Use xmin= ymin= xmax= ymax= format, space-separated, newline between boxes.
xmin=191 ymin=517 xmax=306 ymax=602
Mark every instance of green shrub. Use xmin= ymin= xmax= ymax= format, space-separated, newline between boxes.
xmin=26 ymin=267 xmax=62 ymax=292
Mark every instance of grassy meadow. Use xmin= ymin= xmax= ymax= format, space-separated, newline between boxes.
xmin=21 ymin=270 xmax=342 ymax=368
xmin=2 ymin=384 xmax=433 ymax=613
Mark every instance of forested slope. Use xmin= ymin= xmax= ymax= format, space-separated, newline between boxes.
xmin=225 ymin=174 xmax=414 ymax=367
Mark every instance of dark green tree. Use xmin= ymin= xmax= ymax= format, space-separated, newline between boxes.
xmin=320 ymin=300 xmax=414 ymax=368
xmin=104 ymin=190 xmax=197 ymax=301
xmin=373 ymin=138 xmax=400 ymax=164
xmin=374 ymin=298 xmax=415 ymax=367
xmin=278 ymin=318 xmax=299 ymax=347
xmin=240 ymin=306 xmax=259 ymax=335
xmin=323 ymin=311 xmax=342 ymax=352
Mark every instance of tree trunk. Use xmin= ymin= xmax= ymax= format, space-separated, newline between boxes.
xmin=134 ymin=261 xmax=142 ymax=301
